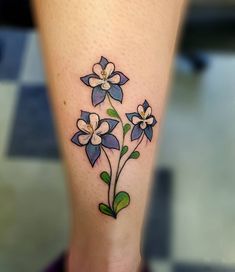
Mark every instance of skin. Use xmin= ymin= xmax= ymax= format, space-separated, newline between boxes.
xmin=32 ymin=1 xmax=186 ymax=271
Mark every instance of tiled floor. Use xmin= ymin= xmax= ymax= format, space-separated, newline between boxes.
xmin=0 ymin=28 xmax=235 ymax=272
xmin=8 ymin=84 xmax=59 ymax=158
xmin=160 ymin=55 xmax=235 ymax=267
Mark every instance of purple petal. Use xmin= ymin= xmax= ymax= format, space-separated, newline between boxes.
xmin=126 ymin=112 xmax=139 ymax=123
xmin=80 ymin=111 xmax=90 ymax=122
xmin=102 ymin=134 xmax=120 ymax=150
xmin=85 ymin=143 xmax=101 ymax=167
xmin=92 ymin=86 xmax=106 ymax=106
xmin=151 ymin=115 xmax=157 ymax=126
xmin=80 ymin=74 xmax=98 ymax=86
xmin=114 ymin=71 xmax=129 ymax=85
xmin=144 ymin=126 xmax=153 ymax=141
xmin=131 ymin=124 xmax=143 ymax=141
xmin=99 ymin=56 xmax=109 ymax=69
xmin=100 ymin=119 xmax=119 ymax=132
xmin=143 ymin=100 xmax=150 ymax=111
xmin=71 ymin=131 xmax=84 ymax=146
xmin=108 ymin=85 xmax=123 ymax=103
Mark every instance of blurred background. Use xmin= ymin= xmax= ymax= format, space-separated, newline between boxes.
xmin=0 ymin=0 xmax=235 ymax=271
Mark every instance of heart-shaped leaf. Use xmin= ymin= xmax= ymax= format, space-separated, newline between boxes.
xmin=123 ymin=123 xmax=131 ymax=135
xmin=113 ymin=191 xmax=130 ymax=214
xmin=107 ymin=108 xmax=119 ymax=118
xmin=129 ymin=151 xmax=140 ymax=159
xmin=99 ymin=203 xmax=116 ymax=218
xmin=121 ymin=145 xmax=128 ymax=157
xmin=100 ymin=171 xmax=110 ymax=185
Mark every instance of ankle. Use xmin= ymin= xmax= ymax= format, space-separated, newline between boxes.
xmin=67 ymin=242 xmax=142 ymax=272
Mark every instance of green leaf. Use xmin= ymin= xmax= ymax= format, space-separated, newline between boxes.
xmin=107 ymin=108 xmax=119 ymax=118
xmin=113 ymin=191 xmax=130 ymax=214
xmin=99 ymin=203 xmax=116 ymax=218
xmin=129 ymin=151 xmax=140 ymax=159
xmin=123 ymin=123 xmax=131 ymax=135
xmin=100 ymin=171 xmax=111 ymax=185
xmin=121 ymin=145 xmax=128 ymax=157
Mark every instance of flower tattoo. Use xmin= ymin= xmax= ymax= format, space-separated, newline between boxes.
xmin=80 ymin=56 xmax=129 ymax=106
xmin=71 ymin=111 xmax=119 ymax=166
xmin=71 ymin=57 xmax=157 ymax=219
xmin=126 ymin=100 xmax=157 ymax=141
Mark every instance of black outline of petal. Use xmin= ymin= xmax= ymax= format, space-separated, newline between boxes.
xmin=100 ymin=118 xmax=119 ymax=133
xmin=92 ymin=86 xmax=107 ymax=107
xmin=105 ymin=62 xmax=116 ymax=76
xmin=95 ymin=120 xmax=110 ymax=137
xmin=131 ymin=124 xmax=143 ymax=141
xmin=126 ymin=112 xmax=139 ymax=123
xmin=80 ymin=110 xmax=90 ymax=122
xmin=101 ymin=133 xmax=120 ymax=150
xmin=142 ymin=100 xmax=150 ymax=111
xmin=71 ymin=131 xmax=86 ymax=146
xmin=108 ymin=84 xmax=123 ymax=103
xmin=145 ymin=115 xmax=157 ymax=127
xmin=144 ymin=126 xmax=153 ymax=141
xmin=85 ymin=142 xmax=101 ymax=167
xmin=151 ymin=115 xmax=157 ymax=126
xmin=80 ymin=74 xmax=99 ymax=87
xmin=112 ymin=71 xmax=129 ymax=85
xmin=76 ymin=118 xmax=87 ymax=130
xmin=99 ymin=56 xmax=109 ymax=69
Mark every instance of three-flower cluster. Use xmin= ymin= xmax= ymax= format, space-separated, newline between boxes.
xmin=71 ymin=56 xmax=157 ymax=218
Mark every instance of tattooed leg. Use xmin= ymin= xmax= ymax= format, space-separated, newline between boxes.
xmin=33 ymin=0 xmax=186 ymax=271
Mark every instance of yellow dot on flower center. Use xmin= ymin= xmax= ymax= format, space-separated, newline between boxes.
xmin=87 ymin=124 xmax=94 ymax=133
xmin=101 ymin=70 xmax=107 ymax=79
xmin=140 ymin=111 xmax=145 ymax=118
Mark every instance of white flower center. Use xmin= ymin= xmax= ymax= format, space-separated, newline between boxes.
xmin=101 ymin=70 xmax=108 ymax=80
xmin=87 ymin=124 xmax=94 ymax=134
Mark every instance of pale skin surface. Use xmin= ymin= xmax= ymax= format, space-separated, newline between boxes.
xmin=33 ymin=1 xmax=186 ymax=271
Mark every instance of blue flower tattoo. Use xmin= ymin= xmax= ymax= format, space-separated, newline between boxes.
xmin=126 ymin=100 xmax=157 ymax=141
xmin=71 ymin=111 xmax=119 ymax=166
xmin=80 ymin=56 xmax=129 ymax=106
xmin=71 ymin=57 xmax=157 ymax=219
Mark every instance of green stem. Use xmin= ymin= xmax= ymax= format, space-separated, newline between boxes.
xmin=101 ymin=146 xmax=112 ymax=208
xmin=107 ymin=94 xmax=125 ymax=208
xmin=107 ymin=95 xmax=124 ymax=127
xmin=117 ymin=133 xmax=144 ymax=181
xmin=106 ymin=95 xmax=145 ymax=212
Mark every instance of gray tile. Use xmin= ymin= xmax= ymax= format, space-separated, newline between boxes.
xmin=7 ymin=85 xmax=59 ymax=159
xmin=173 ymin=263 xmax=235 ymax=272
xmin=0 ymin=160 xmax=68 ymax=272
xmin=21 ymin=32 xmax=45 ymax=84
xmin=0 ymin=82 xmax=18 ymax=157
xmin=0 ymin=28 xmax=27 ymax=80
xmin=150 ymin=260 xmax=172 ymax=272
xmin=144 ymin=169 xmax=172 ymax=260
